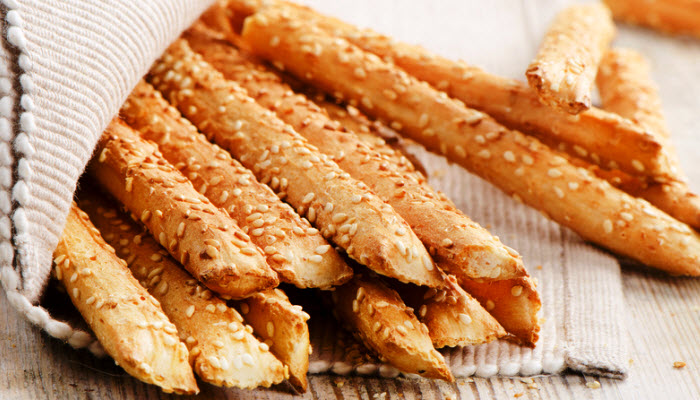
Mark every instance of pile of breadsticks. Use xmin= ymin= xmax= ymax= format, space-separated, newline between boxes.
xmin=51 ymin=0 xmax=700 ymax=394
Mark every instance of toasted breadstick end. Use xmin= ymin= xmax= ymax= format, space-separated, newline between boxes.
xmin=397 ymin=276 xmax=506 ymax=348
xmin=78 ymin=190 xmax=287 ymax=389
xmin=268 ymin=1 xmax=671 ymax=180
xmin=122 ymin=81 xmax=352 ymax=289
xmin=235 ymin=289 xmax=310 ymax=392
xmin=54 ymin=204 xmax=198 ymax=394
xmin=525 ymin=3 xmax=615 ymax=114
xmin=604 ymin=0 xmax=700 ymax=38
xmin=240 ymin=7 xmax=700 ymax=276
xmin=332 ymin=276 xmax=453 ymax=380
xmin=88 ymin=119 xmax=278 ymax=298
xmin=459 ymin=277 xmax=541 ymax=346
xmin=185 ymin=26 xmax=525 ymax=284
xmin=149 ymin=39 xmax=442 ymax=288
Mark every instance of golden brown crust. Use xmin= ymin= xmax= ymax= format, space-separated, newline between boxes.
xmin=592 ymin=49 xmax=700 ymax=229
xmin=54 ymin=204 xmax=198 ymax=394
xmin=78 ymin=189 xmax=287 ymax=389
xmin=240 ymin=8 xmax=700 ymax=276
xmin=184 ymin=26 xmax=526 ymax=284
xmin=122 ymin=81 xmax=352 ymax=289
xmin=236 ymin=289 xmax=310 ymax=392
xmin=525 ymin=3 xmax=615 ymax=114
xmin=88 ymin=119 xmax=278 ymax=298
xmin=604 ymin=0 xmax=700 ymax=38
xmin=332 ymin=276 xmax=453 ymax=380
xmin=149 ymin=39 xmax=443 ymax=288
xmin=264 ymin=0 xmax=673 ymax=180
xmin=459 ymin=276 xmax=541 ymax=346
xmin=396 ymin=276 xmax=507 ymax=348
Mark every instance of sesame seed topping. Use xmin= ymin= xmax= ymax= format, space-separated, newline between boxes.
xmin=511 ymin=285 xmax=523 ymax=296
xmin=242 ymin=353 xmax=254 ymax=366
xmin=477 ymin=149 xmax=491 ymax=159
xmin=631 ymin=160 xmax=645 ymax=172
xmin=441 ymin=238 xmax=453 ymax=247
xmin=522 ymin=155 xmax=534 ymax=165
xmin=332 ymin=213 xmax=348 ymax=224
xmin=458 ymin=313 xmax=472 ymax=324
xmin=85 ymin=296 xmax=96 ymax=305
xmin=455 ymin=145 xmax=467 ymax=158
xmin=302 ymin=192 xmax=315 ymax=204
xmin=568 ymin=182 xmax=580 ymax=190
xmin=186 ymin=305 xmax=195 ymax=318
xmin=603 ymin=219 xmax=613 ymax=234
xmin=315 ymin=245 xmax=330 ymax=255
xmin=486 ymin=300 xmax=495 ymax=310
xmin=620 ymin=212 xmax=634 ymax=222
xmin=554 ymin=187 xmax=565 ymax=199
xmin=503 ymin=151 xmax=516 ymax=162
xmin=240 ymin=303 xmax=250 ymax=314
xmin=548 ymin=168 xmax=563 ymax=178
xmin=69 ymin=272 xmax=78 ymax=283
xmin=266 ymin=321 xmax=275 ymax=337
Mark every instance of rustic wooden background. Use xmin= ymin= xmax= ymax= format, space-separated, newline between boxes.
xmin=2 ymin=0 xmax=700 ymax=398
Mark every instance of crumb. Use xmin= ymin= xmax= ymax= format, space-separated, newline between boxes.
xmin=527 ymin=382 xmax=538 ymax=390
xmin=674 ymin=361 xmax=686 ymax=369
xmin=586 ymin=381 xmax=601 ymax=389
xmin=629 ymin=358 xmax=634 ymax=365
xmin=431 ymin=169 xmax=447 ymax=179
xmin=459 ymin=378 xmax=474 ymax=384
xmin=333 ymin=378 xmax=345 ymax=387
xmin=486 ymin=224 xmax=492 ymax=229
xmin=519 ymin=377 xmax=534 ymax=384
xmin=514 ymin=392 xmax=525 ymax=398
xmin=536 ymin=265 xmax=543 ymax=270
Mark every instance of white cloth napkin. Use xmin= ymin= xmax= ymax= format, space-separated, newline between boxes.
xmin=0 ymin=0 xmax=629 ymax=378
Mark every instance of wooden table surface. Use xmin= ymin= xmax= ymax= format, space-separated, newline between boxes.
xmin=2 ymin=1 xmax=700 ymax=399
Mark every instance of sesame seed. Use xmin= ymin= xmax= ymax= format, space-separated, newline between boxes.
xmin=186 ymin=305 xmax=195 ymax=317
xmin=455 ymin=145 xmax=466 ymax=158
xmin=266 ymin=321 xmax=275 ymax=337
xmin=511 ymin=285 xmax=523 ymax=296
xmin=395 ymin=227 xmax=406 ymax=236
xmin=140 ymin=210 xmax=151 ymax=222
xmin=269 ymin=36 xmax=280 ymax=46
xmin=631 ymin=160 xmax=645 ymax=172
xmin=85 ymin=296 xmax=96 ymax=305
xmin=240 ymin=303 xmax=249 ymax=314
xmin=620 ymin=212 xmax=634 ymax=222
xmin=353 ymin=67 xmax=367 ymax=79
xmin=522 ymin=155 xmax=534 ymax=165
xmin=554 ymin=187 xmax=565 ymax=199
xmin=315 ymin=245 xmax=330 ymax=255
xmin=548 ymin=168 xmax=563 ymax=178
xmin=422 ymin=255 xmax=434 ymax=271
xmin=150 ymin=253 xmax=163 ymax=262
xmin=477 ymin=149 xmax=491 ymax=159
xmin=352 ymin=299 xmax=359 ymax=313
xmin=177 ymin=222 xmax=185 ymax=237
xmin=396 ymin=325 xmax=408 ymax=335
xmin=458 ymin=313 xmax=472 ymax=324
xmin=475 ymin=135 xmax=486 ymax=144
xmin=302 ymin=192 xmax=315 ymax=204
xmin=441 ymin=238 xmax=453 ymax=247
xmin=568 ymin=182 xmax=580 ymax=190
xmin=205 ymin=245 xmax=219 ymax=258
xmin=603 ymin=219 xmax=613 ymax=234
xmin=514 ymin=167 xmax=525 ymax=176
xmin=586 ymin=381 xmax=601 ymax=389
xmin=69 ymin=272 xmax=78 ymax=283
xmin=233 ymin=330 xmax=245 ymax=340
xmin=72 ymin=288 xmax=80 ymax=299
xmin=503 ymin=151 xmax=516 ymax=162
xmin=486 ymin=300 xmax=495 ymax=310
xmin=332 ymin=213 xmax=348 ymax=223
xmin=242 ymin=353 xmax=255 ymax=366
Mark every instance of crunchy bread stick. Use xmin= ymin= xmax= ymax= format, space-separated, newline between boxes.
xmin=78 ymin=189 xmax=287 ymax=389
xmin=525 ymin=3 xmax=615 ymax=114
xmin=185 ymin=27 xmax=526 ymax=284
xmin=604 ymin=0 xmax=700 ymax=38
xmin=54 ymin=204 xmax=198 ymax=394
xmin=313 ymin=99 xmax=427 ymax=178
xmin=88 ymin=119 xmax=278 ymax=298
xmin=122 ymin=81 xmax=352 ymax=289
xmin=255 ymin=1 xmax=672 ymax=180
xmin=240 ymin=8 xmax=700 ymax=276
xmin=149 ymin=39 xmax=443 ymax=288
xmin=396 ymin=275 xmax=506 ymax=348
xmin=236 ymin=289 xmax=310 ymax=392
xmin=331 ymin=275 xmax=453 ymax=380
xmin=595 ymin=48 xmax=700 ymax=229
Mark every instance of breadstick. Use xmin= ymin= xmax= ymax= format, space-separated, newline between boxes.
xmin=241 ymin=0 xmax=672 ymax=180
xmin=54 ymin=204 xmax=198 ymax=394
xmin=184 ymin=27 xmax=527 ymax=285
xmin=78 ymin=189 xmax=287 ymax=389
xmin=396 ymin=275 xmax=507 ymax=348
xmin=240 ymin=7 xmax=700 ymax=276
xmin=331 ymin=275 xmax=453 ymax=380
xmin=88 ymin=119 xmax=278 ymax=298
xmin=236 ymin=289 xmax=310 ymax=391
xmin=122 ymin=81 xmax=352 ymax=290
xmin=604 ymin=0 xmax=700 ymax=38
xmin=595 ymin=48 xmax=700 ymax=229
xmin=525 ymin=3 xmax=615 ymax=114
xmin=306 ymin=92 xmax=428 ymax=179
xmin=149 ymin=39 xmax=443 ymax=288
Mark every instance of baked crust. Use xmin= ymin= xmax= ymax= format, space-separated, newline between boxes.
xmin=122 ymin=81 xmax=352 ymax=289
xmin=88 ymin=119 xmax=278 ymax=298
xmin=55 ymin=204 xmax=198 ymax=394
